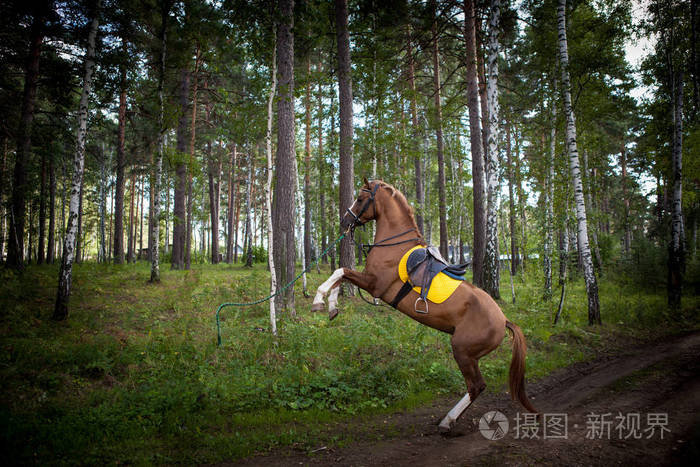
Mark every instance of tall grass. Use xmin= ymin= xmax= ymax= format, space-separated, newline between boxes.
xmin=0 ymin=260 xmax=697 ymax=464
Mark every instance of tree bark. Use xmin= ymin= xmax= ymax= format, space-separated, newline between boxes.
xmin=114 ymin=38 xmax=127 ymax=264
xmin=463 ymin=0 xmax=486 ymax=286
xmin=668 ymin=71 xmax=684 ymax=307
xmin=245 ymin=151 xmax=253 ymax=268
xmin=431 ymin=6 xmax=448 ymax=259
xmin=544 ymin=101 xmax=556 ymax=300
xmin=406 ymin=26 xmax=424 ymax=234
xmin=75 ymin=180 xmax=84 ymax=263
xmin=38 ymin=153 xmax=47 ymax=264
xmin=317 ymin=62 xmax=327 ymax=264
xmin=483 ymin=0 xmax=501 ymax=299
xmin=8 ymin=3 xmax=48 ymax=269
xmin=557 ymin=0 xmax=600 ymax=324
xmin=127 ymin=169 xmax=135 ymax=262
xmin=172 ymin=67 xmax=189 ymax=270
xmin=506 ymin=120 xmax=517 ymax=276
xmin=266 ymin=35 xmax=278 ymax=334
xmin=620 ymin=146 xmax=631 ymax=253
xmin=304 ymin=56 xmax=312 ymax=274
xmin=47 ymin=155 xmax=56 ymax=263
xmin=207 ymin=140 xmax=221 ymax=264
xmin=336 ymin=0 xmax=355 ymax=295
xmin=226 ymin=144 xmax=237 ymax=263
xmin=55 ymin=3 xmax=99 ymax=319
xmin=273 ymin=0 xmax=297 ymax=311
xmin=185 ymin=48 xmax=200 ymax=270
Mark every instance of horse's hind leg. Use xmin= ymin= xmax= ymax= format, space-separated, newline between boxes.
xmin=438 ymin=341 xmax=487 ymax=433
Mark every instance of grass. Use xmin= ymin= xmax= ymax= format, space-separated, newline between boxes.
xmin=0 ymin=260 xmax=698 ymax=465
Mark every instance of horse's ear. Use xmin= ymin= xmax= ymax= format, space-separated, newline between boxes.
xmin=363 ymin=176 xmax=370 ymax=187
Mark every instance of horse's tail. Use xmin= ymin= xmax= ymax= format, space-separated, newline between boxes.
xmin=505 ymin=320 xmax=538 ymax=413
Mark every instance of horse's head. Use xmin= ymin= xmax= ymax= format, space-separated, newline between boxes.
xmin=340 ymin=178 xmax=380 ymax=230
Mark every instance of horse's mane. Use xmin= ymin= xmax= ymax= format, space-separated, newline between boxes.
xmin=375 ymin=180 xmax=423 ymax=238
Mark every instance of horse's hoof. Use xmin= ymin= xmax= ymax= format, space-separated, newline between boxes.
xmin=438 ymin=419 xmax=454 ymax=434
xmin=329 ymin=309 xmax=339 ymax=321
xmin=311 ymin=302 xmax=324 ymax=312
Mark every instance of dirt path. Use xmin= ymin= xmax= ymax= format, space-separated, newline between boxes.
xmin=233 ymin=331 xmax=700 ymax=466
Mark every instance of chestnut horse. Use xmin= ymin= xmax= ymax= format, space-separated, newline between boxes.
xmin=312 ymin=179 xmax=537 ymax=432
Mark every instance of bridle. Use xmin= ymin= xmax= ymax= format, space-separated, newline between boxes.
xmin=345 ymin=183 xmax=380 ymax=228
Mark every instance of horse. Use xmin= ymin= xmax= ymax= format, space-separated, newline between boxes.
xmin=311 ymin=179 xmax=538 ymax=433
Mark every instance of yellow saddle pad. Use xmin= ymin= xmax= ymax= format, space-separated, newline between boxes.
xmin=398 ymin=246 xmax=462 ymax=304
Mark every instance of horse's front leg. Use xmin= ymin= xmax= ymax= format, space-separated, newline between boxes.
xmin=311 ymin=268 xmax=376 ymax=319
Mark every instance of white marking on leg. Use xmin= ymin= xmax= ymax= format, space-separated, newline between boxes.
xmin=328 ymin=285 xmax=340 ymax=311
xmin=313 ymin=268 xmax=345 ymax=306
xmin=439 ymin=392 xmax=472 ymax=432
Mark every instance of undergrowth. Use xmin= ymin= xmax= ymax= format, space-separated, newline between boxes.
xmin=0 ymin=261 xmax=697 ymax=464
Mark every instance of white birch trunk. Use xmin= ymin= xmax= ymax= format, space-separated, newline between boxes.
xmin=557 ymin=0 xmax=600 ymax=324
xmin=54 ymin=4 xmax=100 ymax=319
xmin=266 ymin=35 xmax=278 ymax=335
xmin=669 ymin=71 xmax=684 ymax=306
xmin=484 ymin=0 xmax=501 ymax=299
xmin=544 ymin=100 xmax=556 ymax=300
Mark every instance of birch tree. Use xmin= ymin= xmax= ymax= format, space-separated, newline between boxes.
xmin=54 ymin=1 xmax=100 ymax=320
xmin=668 ymin=71 xmax=684 ymax=306
xmin=544 ymin=99 xmax=556 ymax=300
xmin=483 ymin=0 xmax=501 ymax=299
xmin=557 ymin=0 xmax=600 ymax=324
xmin=265 ymin=32 xmax=278 ymax=335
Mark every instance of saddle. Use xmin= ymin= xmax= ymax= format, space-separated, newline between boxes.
xmin=391 ymin=246 xmax=468 ymax=313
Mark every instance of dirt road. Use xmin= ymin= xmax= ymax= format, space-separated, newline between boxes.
xmin=234 ymin=331 xmax=700 ymax=466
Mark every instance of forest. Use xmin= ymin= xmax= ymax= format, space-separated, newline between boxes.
xmin=1 ymin=0 xmax=699 ymax=464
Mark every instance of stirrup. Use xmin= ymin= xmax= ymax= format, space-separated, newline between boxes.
xmin=414 ymin=297 xmax=429 ymax=314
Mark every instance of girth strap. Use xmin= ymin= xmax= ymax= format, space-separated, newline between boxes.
xmin=389 ymin=281 xmax=414 ymax=309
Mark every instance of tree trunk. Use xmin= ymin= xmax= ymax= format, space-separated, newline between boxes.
xmin=483 ymin=0 xmax=501 ymax=300
xmin=668 ymin=71 xmax=684 ymax=307
xmin=0 ymin=139 xmax=6 ymax=263
xmin=476 ymin=18 xmax=490 ymax=169
xmin=75 ymin=181 xmax=84 ymax=263
xmin=582 ymin=150 xmax=603 ymax=270
xmin=38 ymin=153 xmax=47 ymax=264
xmin=114 ymin=40 xmax=127 ymax=264
xmin=304 ymin=56 xmax=313 ymax=276
xmin=47 ymin=156 xmax=56 ymax=263
xmin=8 ymin=4 xmax=47 ymax=269
xmin=506 ymin=120 xmax=517 ymax=276
xmin=463 ymin=0 xmax=486 ymax=286
xmin=544 ymin=101 xmax=556 ymax=300
xmin=621 ymin=146 xmax=631 ymax=253
xmin=273 ymin=0 xmax=297 ymax=311
xmin=172 ymin=68 xmax=189 ymax=270
xmin=266 ymin=34 xmax=278 ymax=334
xmin=55 ymin=3 xmax=99 ymax=320
xmin=317 ymin=63 xmax=327 ymax=264
xmin=226 ymin=144 xmax=237 ymax=263
xmin=406 ymin=26 xmax=424 ymax=234
xmin=208 ymin=140 xmax=221 ymax=264
xmin=99 ymin=147 xmax=108 ymax=262
xmin=139 ymin=174 xmax=144 ymax=259
xmin=336 ymin=0 xmax=355 ymax=295
xmin=431 ymin=7 xmax=448 ymax=259
xmin=245 ymin=151 xmax=253 ymax=268
xmin=557 ymin=0 xmax=600 ymax=324
xmin=185 ymin=49 xmax=200 ymax=270
xmin=127 ymin=169 xmax=135 ymax=262
xmin=234 ymin=175 xmax=241 ymax=263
